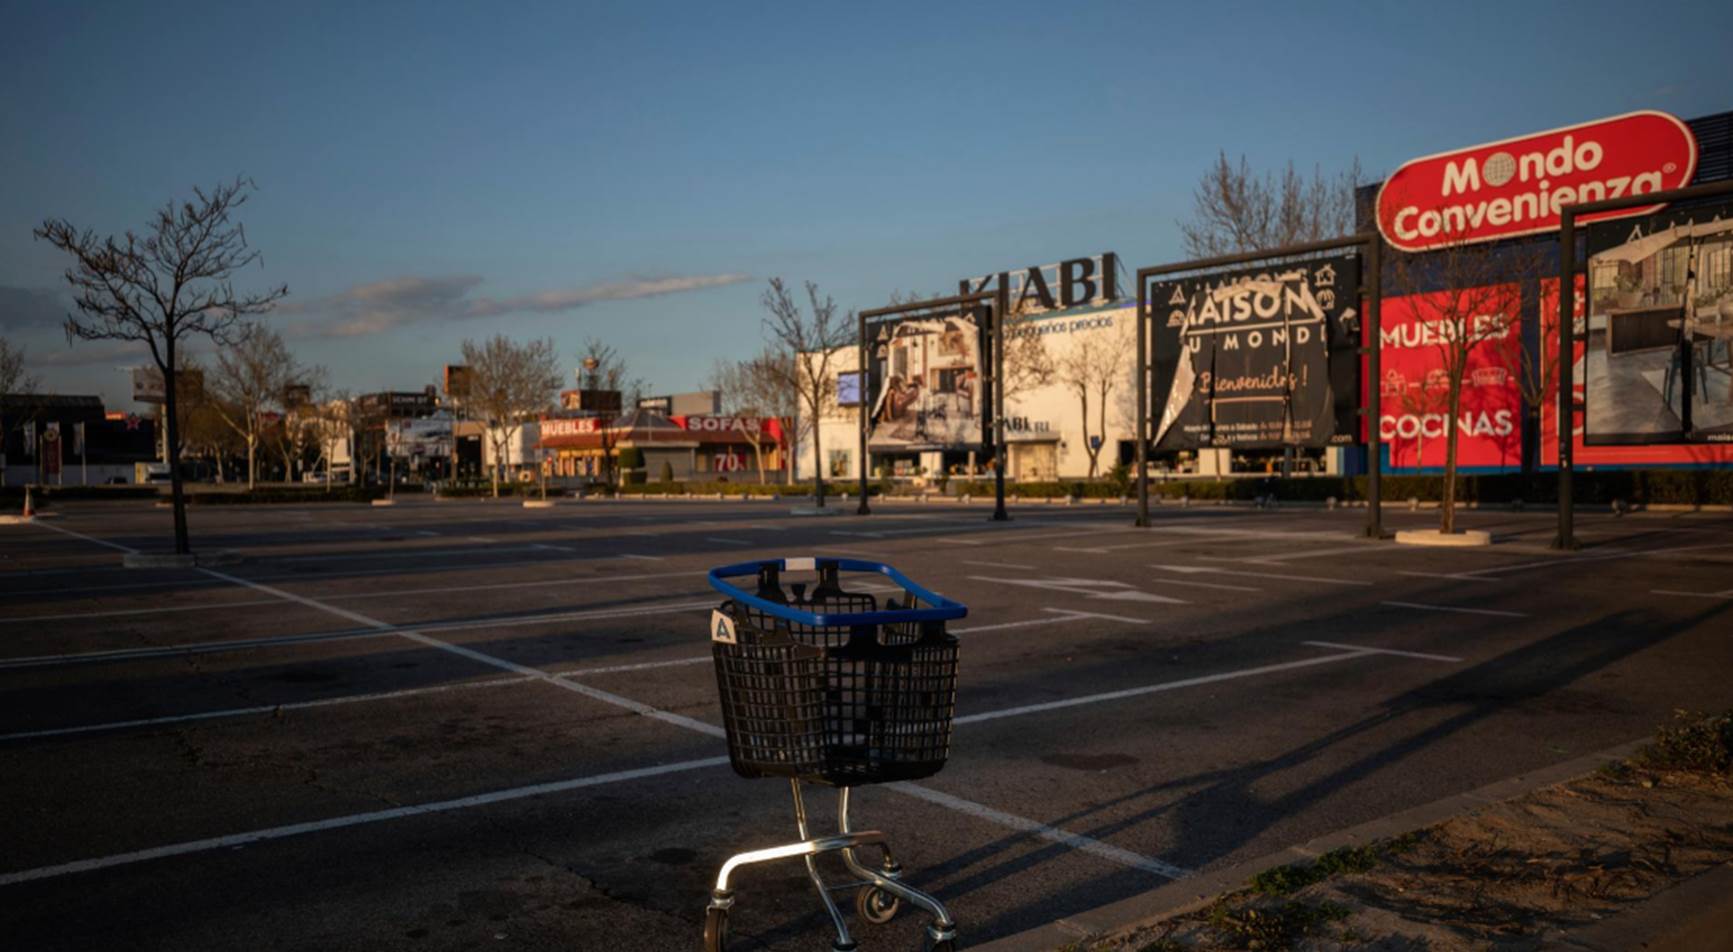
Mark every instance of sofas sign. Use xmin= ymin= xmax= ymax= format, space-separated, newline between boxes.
xmin=1376 ymin=111 xmax=1697 ymax=252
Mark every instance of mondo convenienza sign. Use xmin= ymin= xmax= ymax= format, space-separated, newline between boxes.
xmin=1376 ymin=111 xmax=1698 ymax=252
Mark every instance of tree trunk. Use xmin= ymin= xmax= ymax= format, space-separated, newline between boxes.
xmin=162 ymin=340 xmax=191 ymax=555
xmin=1441 ymin=377 xmax=1462 ymax=535
xmin=752 ymin=439 xmax=765 ymax=485
xmin=246 ymin=430 xmax=257 ymax=490
xmin=810 ymin=393 xmax=825 ymax=507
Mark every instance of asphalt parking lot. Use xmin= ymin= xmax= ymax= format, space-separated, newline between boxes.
xmin=3 ymin=496 xmax=1731 ymax=951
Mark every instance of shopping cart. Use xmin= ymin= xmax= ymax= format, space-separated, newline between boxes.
xmin=703 ymin=556 xmax=967 ymax=952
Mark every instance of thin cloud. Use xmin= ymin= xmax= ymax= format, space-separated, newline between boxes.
xmin=286 ymin=272 xmax=752 ymax=338
xmin=0 ymin=285 xmax=69 ymax=331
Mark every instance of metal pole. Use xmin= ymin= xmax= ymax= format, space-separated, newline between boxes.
xmin=1365 ymin=236 xmax=1384 ymax=539
xmin=857 ymin=310 xmax=871 ymax=515
xmin=1555 ymin=210 xmax=1576 ymax=550
xmin=1135 ymin=272 xmax=1150 ymax=527
xmin=991 ymin=284 xmax=1010 ymax=521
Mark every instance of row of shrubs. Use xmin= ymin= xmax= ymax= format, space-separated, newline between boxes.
xmin=9 ymin=469 xmax=1731 ymax=506
xmin=947 ymin=470 xmax=1733 ymax=505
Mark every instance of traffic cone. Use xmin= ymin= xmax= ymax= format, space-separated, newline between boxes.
xmin=20 ymin=485 xmax=34 ymax=521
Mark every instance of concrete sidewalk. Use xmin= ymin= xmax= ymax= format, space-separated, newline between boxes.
xmin=975 ymin=737 xmax=1733 ymax=952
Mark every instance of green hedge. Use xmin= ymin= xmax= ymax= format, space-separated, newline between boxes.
xmin=433 ymin=482 xmax=564 ymax=498
xmin=920 ymin=471 xmax=1733 ymax=506
xmin=0 ymin=485 xmax=159 ymax=501
xmin=185 ymin=486 xmax=388 ymax=504
xmin=618 ymin=481 xmax=828 ymax=497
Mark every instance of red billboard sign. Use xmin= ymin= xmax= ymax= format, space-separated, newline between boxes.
xmin=1374 ymin=284 xmax=1524 ymax=469
xmin=1376 ymin=111 xmax=1698 ymax=252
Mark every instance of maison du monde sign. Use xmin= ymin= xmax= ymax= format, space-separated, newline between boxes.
xmin=958 ymin=252 xmax=1122 ymax=313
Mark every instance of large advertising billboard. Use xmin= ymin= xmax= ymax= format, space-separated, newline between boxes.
xmin=1153 ymin=255 xmax=1360 ymax=449
xmin=1375 ymin=283 xmax=1524 ymax=469
xmin=1376 ymin=111 xmax=1698 ymax=252
xmin=867 ymin=309 xmax=984 ymax=450
xmin=1580 ymin=198 xmax=1733 ymax=444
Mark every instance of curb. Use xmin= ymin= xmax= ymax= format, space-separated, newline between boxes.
xmin=972 ymin=738 xmax=1650 ymax=952
xmin=1546 ymin=861 xmax=1733 ymax=951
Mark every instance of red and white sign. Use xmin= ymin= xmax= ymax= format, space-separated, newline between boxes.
xmin=1373 ymin=284 xmax=1524 ymax=469
xmin=1376 ymin=111 xmax=1698 ymax=252
xmin=673 ymin=415 xmax=786 ymax=443
xmin=539 ymin=417 xmax=605 ymax=439
xmin=712 ymin=451 xmax=747 ymax=473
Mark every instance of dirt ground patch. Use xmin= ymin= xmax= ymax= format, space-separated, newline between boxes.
xmin=1093 ymin=712 xmax=1733 ymax=951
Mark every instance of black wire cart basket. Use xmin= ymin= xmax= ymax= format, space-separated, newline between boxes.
xmin=703 ymin=556 xmax=966 ymax=952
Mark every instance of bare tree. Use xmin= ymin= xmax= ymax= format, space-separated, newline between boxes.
xmin=1180 ymin=153 xmax=1365 ymax=258
xmin=461 ymin=335 xmax=560 ymax=497
xmin=306 ymin=392 xmax=352 ymax=491
xmin=269 ymin=368 xmax=326 ymax=483
xmin=1 ymin=338 xmax=38 ymax=486
xmin=708 ymin=349 xmax=795 ymax=484
xmin=1056 ymin=319 xmax=1134 ymax=478
xmin=208 ymin=325 xmax=305 ymax=488
xmin=575 ymin=338 xmax=632 ymax=487
xmin=34 ymin=178 xmax=287 ymax=554
xmin=1389 ymin=237 xmax=1539 ymax=534
xmin=761 ymin=278 xmax=850 ymax=506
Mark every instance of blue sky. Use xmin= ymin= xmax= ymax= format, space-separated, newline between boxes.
xmin=4 ymin=0 xmax=1731 ymax=407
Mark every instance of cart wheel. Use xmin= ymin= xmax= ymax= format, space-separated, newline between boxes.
xmin=854 ymin=884 xmax=900 ymax=924
xmin=703 ymin=906 xmax=729 ymax=952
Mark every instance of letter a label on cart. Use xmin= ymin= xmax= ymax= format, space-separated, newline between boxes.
xmin=710 ymin=610 xmax=737 ymax=644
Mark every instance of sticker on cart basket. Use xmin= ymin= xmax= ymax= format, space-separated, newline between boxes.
xmin=784 ymin=557 xmax=816 ymax=572
xmin=710 ymin=609 xmax=737 ymax=644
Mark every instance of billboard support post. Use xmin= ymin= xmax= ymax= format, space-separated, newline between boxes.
xmin=1133 ymin=233 xmax=1381 ymax=538
xmin=991 ymin=282 xmax=1010 ymax=522
xmin=857 ymin=309 xmax=871 ymax=515
xmin=1365 ymin=235 xmax=1384 ymax=539
xmin=1550 ymin=178 xmax=1733 ymax=549
xmin=1556 ymin=210 xmax=1576 ymax=550
xmin=1135 ymin=273 xmax=1150 ymax=527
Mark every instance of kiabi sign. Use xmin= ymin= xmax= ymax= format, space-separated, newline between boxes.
xmin=959 ymin=253 xmax=1121 ymax=313
xmin=1376 ymin=111 xmax=1698 ymax=252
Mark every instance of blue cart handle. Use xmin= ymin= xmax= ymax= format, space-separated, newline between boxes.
xmin=707 ymin=557 xmax=967 ymax=628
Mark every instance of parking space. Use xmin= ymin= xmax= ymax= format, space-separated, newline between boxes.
xmin=3 ymin=498 xmax=1731 ymax=950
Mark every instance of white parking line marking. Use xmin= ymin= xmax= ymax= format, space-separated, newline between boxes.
xmin=553 ymin=656 xmax=714 ymax=677
xmin=1228 ymin=545 xmax=1379 ymax=563
xmin=1396 ymin=571 xmax=1499 ymax=582
xmin=1150 ymin=564 xmax=1370 ymax=586
xmin=0 ymin=598 xmax=284 ymax=624
xmin=0 ymin=601 xmax=715 ymax=670
xmin=887 ymin=782 xmax=1189 ymax=879
xmin=621 ymin=554 xmax=663 ymax=561
xmin=935 ymin=537 xmax=984 ymax=546
xmin=32 ymin=521 xmax=138 ymax=553
xmin=1145 ymin=577 xmax=1261 ymax=593
xmin=0 ymin=676 xmax=538 ymax=742
xmin=1476 ymin=541 xmax=1733 ymax=575
xmin=969 ymin=576 xmax=1186 ymax=605
xmin=961 ymin=560 xmax=1036 ymax=570
xmin=1300 ymin=641 xmax=1462 ymax=663
xmin=954 ymin=650 xmax=1373 ymax=725
xmin=949 ymin=609 xmax=1147 ymax=635
xmin=1650 ymin=589 xmax=1733 ymax=600
xmin=274 ymin=545 xmax=545 ymax=564
xmin=1380 ymin=600 xmax=1528 ymax=618
xmin=0 ymin=755 xmax=733 ymax=887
